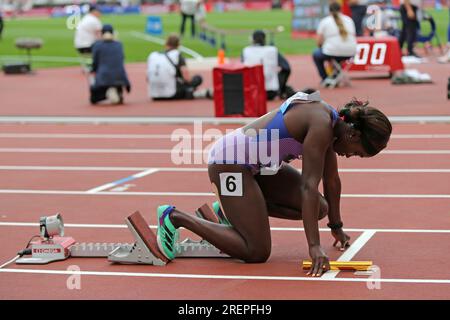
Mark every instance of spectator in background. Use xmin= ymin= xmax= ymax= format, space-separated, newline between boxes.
xmin=242 ymin=30 xmax=295 ymax=100
xmin=74 ymin=5 xmax=102 ymax=72
xmin=147 ymin=34 xmax=207 ymax=100
xmin=90 ymin=24 xmax=131 ymax=105
xmin=398 ymin=0 xmax=422 ymax=57
xmin=74 ymin=5 xmax=102 ymax=55
xmin=312 ymin=1 xmax=357 ymax=84
xmin=180 ymin=0 xmax=199 ymax=37
xmin=349 ymin=0 xmax=368 ymax=36
xmin=195 ymin=0 xmax=207 ymax=27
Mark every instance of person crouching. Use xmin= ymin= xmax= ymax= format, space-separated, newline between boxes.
xmin=90 ymin=24 xmax=131 ymax=105
xmin=147 ymin=34 xmax=207 ymax=100
xmin=242 ymin=30 xmax=295 ymax=100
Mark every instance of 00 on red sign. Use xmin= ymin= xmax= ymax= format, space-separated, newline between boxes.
xmin=349 ymin=38 xmax=404 ymax=73
xmin=353 ymin=43 xmax=387 ymax=66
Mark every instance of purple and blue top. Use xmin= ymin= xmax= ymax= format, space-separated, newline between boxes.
xmin=208 ymin=92 xmax=339 ymax=175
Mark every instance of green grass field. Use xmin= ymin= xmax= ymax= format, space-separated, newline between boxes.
xmin=0 ymin=8 xmax=448 ymax=68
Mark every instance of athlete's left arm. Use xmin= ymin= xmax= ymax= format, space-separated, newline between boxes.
xmin=323 ymin=146 xmax=351 ymax=250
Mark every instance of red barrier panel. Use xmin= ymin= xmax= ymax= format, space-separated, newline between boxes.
xmin=349 ymin=36 xmax=404 ymax=74
xmin=213 ymin=64 xmax=267 ymax=117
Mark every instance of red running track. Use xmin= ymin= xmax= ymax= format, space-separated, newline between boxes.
xmin=0 ymin=122 xmax=449 ymax=299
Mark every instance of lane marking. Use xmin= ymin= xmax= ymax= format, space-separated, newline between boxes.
xmin=1 ymin=222 xmax=450 ymax=233
xmin=0 ymin=189 xmax=449 ymax=198
xmin=0 ymin=55 xmax=82 ymax=63
xmin=1 ymin=133 xmax=450 ymax=139
xmin=321 ymin=230 xmax=377 ymax=280
xmin=86 ymin=168 xmax=159 ymax=193
xmin=1 ymin=116 xmax=450 ymax=124
xmin=0 ymin=256 xmax=19 ymax=269
xmin=0 ymin=166 xmax=450 ymax=173
xmin=0 ymin=148 xmax=449 ymax=155
xmin=0 ymin=268 xmax=449 ymax=284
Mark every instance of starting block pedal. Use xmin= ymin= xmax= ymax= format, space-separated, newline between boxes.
xmin=108 ymin=211 xmax=169 ymax=266
xmin=302 ymin=260 xmax=372 ymax=271
xmin=195 ymin=203 xmax=219 ymax=224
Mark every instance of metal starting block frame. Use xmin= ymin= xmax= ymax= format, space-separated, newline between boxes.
xmin=16 ymin=207 xmax=229 ymax=266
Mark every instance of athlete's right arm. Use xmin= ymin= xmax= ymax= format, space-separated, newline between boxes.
xmin=301 ymin=123 xmax=332 ymax=276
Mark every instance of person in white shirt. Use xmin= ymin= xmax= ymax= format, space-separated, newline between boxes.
xmin=147 ymin=34 xmax=205 ymax=100
xmin=180 ymin=0 xmax=199 ymax=37
xmin=398 ymin=0 xmax=422 ymax=57
xmin=74 ymin=5 xmax=102 ymax=54
xmin=312 ymin=1 xmax=357 ymax=82
xmin=242 ymin=30 xmax=294 ymax=100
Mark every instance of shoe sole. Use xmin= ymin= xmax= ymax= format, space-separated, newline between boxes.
xmin=157 ymin=232 xmax=172 ymax=260
xmin=106 ymin=88 xmax=120 ymax=104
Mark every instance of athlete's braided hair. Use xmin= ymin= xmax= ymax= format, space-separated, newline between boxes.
xmin=339 ymin=99 xmax=392 ymax=156
xmin=330 ymin=2 xmax=348 ymax=40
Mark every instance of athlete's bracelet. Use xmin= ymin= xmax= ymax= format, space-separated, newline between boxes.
xmin=327 ymin=222 xmax=343 ymax=230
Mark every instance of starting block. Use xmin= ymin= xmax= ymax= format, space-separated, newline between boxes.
xmin=195 ymin=203 xmax=219 ymax=224
xmin=302 ymin=260 xmax=372 ymax=271
xmin=16 ymin=208 xmax=229 ymax=266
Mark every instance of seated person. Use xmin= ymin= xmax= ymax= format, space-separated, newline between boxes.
xmin=147 ymin=34 xmax=206 ymax=100
xmin=312 ymin=1 xmax=357 ymax=85
xmin=242 ymin=30 xmax=294 ymax=100
xmin=74 ymin=5 xmax=102 ymax=72
xmin=90 ymin=24 xmax=131 ymax=105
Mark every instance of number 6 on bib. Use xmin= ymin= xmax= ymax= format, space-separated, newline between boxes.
xmin=219 ymin=173 xmax=243 ymax=197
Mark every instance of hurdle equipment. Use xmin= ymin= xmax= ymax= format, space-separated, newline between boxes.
xmin=16 ymin=208 xmax=229 ymax=265
xmin=302 ymin=260 xmax=373 ymax=271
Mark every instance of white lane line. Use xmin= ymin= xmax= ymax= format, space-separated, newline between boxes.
xmin=383 ymin=150 xmax=450 ymax=154
xmin=0 ymin=148 xmax=206 ymax=154
xmin=1 ymin=222 xmax=450 ymax=233
xmin=321 ymin=230 xmax=377 ymax=280
xmin=0 ymin=148 xmax=450 ymax=155
xmin=1 ymin=116 xmax=450 ymax=124
xmin=391 ymin=134 xmax=450 ymax=139
xmin=0 ymin=268 xmax=449 ymax=284
xmin=86 ymin=168 xmax=159 ymax=193
xmin=0 ymin=256 xmax=20 ymax=269
xmin=1 ymin=166 xmax=450 ymax=173
xmin=129 ymin=31 xmax=204 ymax=60
xmin=0 ymin=189 xmax=449 ymax=198
xmin=0 ymin=55 xmax=82 ymax=63
xmin=1 ymin=133 xmax=450 ymax=139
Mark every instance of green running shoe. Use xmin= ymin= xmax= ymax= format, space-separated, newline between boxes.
xmin=156 ymin=205 xmax=179 ymax=260
xmin=212 ymin=201 xmax=232 ymax=226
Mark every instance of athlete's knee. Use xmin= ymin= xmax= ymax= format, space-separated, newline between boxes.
xmin=243 ymin=245 xmax=271 ymax=263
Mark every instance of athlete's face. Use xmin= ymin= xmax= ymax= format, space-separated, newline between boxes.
xmin=333 ymin=128 xmax=371 ymax=158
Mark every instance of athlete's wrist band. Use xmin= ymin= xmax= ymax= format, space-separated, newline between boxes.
xmin=327 ymin=222 xmax=343 ymax=230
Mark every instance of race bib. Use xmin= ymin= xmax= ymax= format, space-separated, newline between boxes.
xmin=219 ymin=173 xmax=243 ymax=197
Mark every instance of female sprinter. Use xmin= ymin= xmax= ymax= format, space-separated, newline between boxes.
xmin=156 ymin=91 xmax=392 ymax=276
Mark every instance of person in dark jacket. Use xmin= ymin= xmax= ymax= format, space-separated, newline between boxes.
xmin=90 ymin=24 xmax=131 ymax=105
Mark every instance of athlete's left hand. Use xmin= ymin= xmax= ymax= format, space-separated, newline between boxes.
xmin=331 ymin=228 xmax=351 ymax=251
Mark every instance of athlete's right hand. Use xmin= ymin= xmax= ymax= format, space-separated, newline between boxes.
xmin=307 ymin=245 xmax=330 ymax=277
